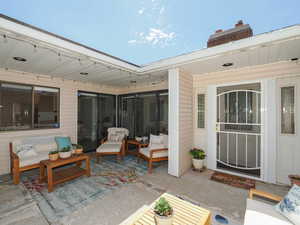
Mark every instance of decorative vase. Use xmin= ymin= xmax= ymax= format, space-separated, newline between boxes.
xmin=75 ymin=148 xmax=83 ymax=154
xmin=59 ymin=151 xmax=71 ymax=159
xmin=192 ymin=158 xmax=204 ymax=170
xmin=49 ymin=153 xmax=59 ymax=161
xmin=154 ymin=213 xmax=173 ymax=225
xmin=289 ymin=175 xmax=300 ymax=186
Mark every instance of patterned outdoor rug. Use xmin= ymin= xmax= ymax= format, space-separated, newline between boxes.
xmin=19 ymin=155 xmax=158 ymax=224
xmin=211 ymin=171 xmax=256 ymax=190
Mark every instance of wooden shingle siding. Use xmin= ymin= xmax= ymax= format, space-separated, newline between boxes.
xmin=0 ymin=69 xmax=119 ymax=175
xmin=178 ymin=70 xmax=193 ymax=175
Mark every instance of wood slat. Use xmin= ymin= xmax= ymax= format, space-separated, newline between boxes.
xmin=125 ymin=193 xmax=211 ymax=225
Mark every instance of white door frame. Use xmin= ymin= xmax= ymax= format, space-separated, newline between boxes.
xmin=207 ymin=78 xmax=277 ymax=183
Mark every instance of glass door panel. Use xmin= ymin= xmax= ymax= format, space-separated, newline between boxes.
xmin=78 ymin=92 xmax=98 ymax=151
xmin=98 ymin=94 xmax=116 ymax=140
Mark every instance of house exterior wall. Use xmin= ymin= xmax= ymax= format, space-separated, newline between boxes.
xmin=168 ymin=68 xmax=193 ymax=177
xmin=192 ymin=61 xmax=300 ymax=182
xmin=0 ymin=69 xmax=119 ymax=175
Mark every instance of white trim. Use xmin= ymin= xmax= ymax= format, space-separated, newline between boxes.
xmin=1 ymin=15 xmax=300 ymax=74
xmin=168 ymin=68 xmax=180 ymax=177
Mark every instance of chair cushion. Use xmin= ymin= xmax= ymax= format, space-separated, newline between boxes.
xmin=160 ymin=133 xmax=168 ymax=148
xmin=55 ymin=136 xmax=72 ymax=150
xmin=150 ymin=134 xmax=164 ymax=145
xmin=140 ymin=147 xmax=168 ymax=158
xmin=275 ymin=184 xmax=300 ymax=224
xmin=16 ymin=144 xmax=37 ymax=158
xmin=19 ymin=151 xmax=49 ymax=167
xmin=96 ymin=143 xmax=122 ymax=153
xmin=245 ymin=199 xmax=292 ymax=225
xmin=34 ymin=143 xmax=58 ymax=153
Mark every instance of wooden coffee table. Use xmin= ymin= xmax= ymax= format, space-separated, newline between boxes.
xmin=120 ymin=193 xmax=212 ymax=225
xmin=39 ymin=154 xmax=90 ymax=192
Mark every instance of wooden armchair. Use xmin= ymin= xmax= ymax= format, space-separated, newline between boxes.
xmin=96 ymin=128 xmax=128 ymax=162
xmin=138 ymin=146 xmax=168 ymax=173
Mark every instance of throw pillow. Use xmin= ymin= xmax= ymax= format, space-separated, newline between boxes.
xmin=275 ymin=184 xmax=300 ymax=224
xmin=16 ymin=144 xmax=37 ymax=158
xmin=150 ymin=134 xmax=164 ymax=144
xmin=160 ymin=133 xmax=169 ymax=148
xmin=55 ymin=136 xmax=72 ymax=150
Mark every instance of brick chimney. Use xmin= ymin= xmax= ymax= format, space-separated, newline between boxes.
xmin=207 ymin=20 xmax=253 ymax=47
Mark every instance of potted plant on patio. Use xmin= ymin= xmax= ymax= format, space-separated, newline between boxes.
xmin=48 ymin=150 xmax=59 ymax=161
xmin=154 ymin=197 xmax=173 ymax=225
xmin=74 ymin=144 xmax=83 ymax=154
xmin=190 ymin=148 xmax=206 ymax=170
xmin=59 ymin=146 xmax=72 ymax=159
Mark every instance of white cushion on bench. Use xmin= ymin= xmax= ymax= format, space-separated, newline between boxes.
xmin=244 ymin=199 xmax=292 ymax=225
xmin=19 ymin=151 xmax=50 ymax=167
xmin=140 ymin=146 xmax=168 ymax=158
xmin=96 ymin=143 xmax=122 ymax=153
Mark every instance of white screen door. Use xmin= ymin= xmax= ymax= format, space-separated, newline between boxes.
xmin=216 ymin=83 xmax=262 ymax=178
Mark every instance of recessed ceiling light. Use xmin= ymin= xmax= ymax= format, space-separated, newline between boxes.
xmin=13 ymin=57 xmax=27 ymax=62
xmin=130 ymin=80 xmax=137 ymax=84
xmin=80 ymin=72 xmax=88 ymax=76
xmin=291 ymin=58 xmax=299 ymax=61
xmin=222 ymin=62 xmax=233 ymax=67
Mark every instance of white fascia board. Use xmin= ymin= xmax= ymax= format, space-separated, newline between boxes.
xmin=139 ymin=25 xmax=300 ymax=73
xmin=0 ymin=17 xmax=140 ymax=72
xmin=1 ymin=14 xmax=299 ymax=75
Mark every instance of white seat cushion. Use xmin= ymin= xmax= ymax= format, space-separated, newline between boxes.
xmin=96 ymin=143 xmax=122 ymax=153
xmin=19 ymin=151 xmax=49 ymax=167
xmin=244 ymin=199 xmax=292 ymax=225
xmin=140 ymin=147 xmax=168 ymax=158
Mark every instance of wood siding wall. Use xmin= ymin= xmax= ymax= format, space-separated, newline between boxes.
xmin=178 ymin=70 xmax=193 ymax=175
xmin=0 ymin=69 xmax=119 ymax=175
xmin=192 ymin=61 xmax=300 ymax=153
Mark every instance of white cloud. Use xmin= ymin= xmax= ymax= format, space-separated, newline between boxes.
xmin=128 ymin=28 xmax=175 ymax=47
xmin=159 ymin=7 xmax=165 ymax=15
xmin=138 ymin=8 xmax=145 ymax=15
xmin=128 ymin=40 xmax=137 ymax=44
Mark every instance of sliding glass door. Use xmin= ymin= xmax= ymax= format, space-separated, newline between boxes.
xmin=78 ymin=92 xmax=116 ymax=152
xmin=119 ymin=90 xmax=168 ymax=138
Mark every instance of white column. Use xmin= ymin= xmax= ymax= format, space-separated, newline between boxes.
xmin=168 ymin=68 xmax=180 ymax=176
xmin=262 ymin=79 xmax=277 ymax=183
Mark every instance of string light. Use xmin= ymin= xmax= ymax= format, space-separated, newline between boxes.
xmin=3 ymin=34 xmax=7 ymax=43
xmin=33 ymin=44 xmax=37 ymax=53
xmin=58 ymin=53 xmax=62 ymax=62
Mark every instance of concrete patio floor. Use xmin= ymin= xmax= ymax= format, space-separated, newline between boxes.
xmin=60 ymin=164 xmax=290 ymax=225
xmin=0 ymin=162 xmax=290 ymax=225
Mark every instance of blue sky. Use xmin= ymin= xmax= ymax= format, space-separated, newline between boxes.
xmin=1 ymin=0 xmax=299 ymax=65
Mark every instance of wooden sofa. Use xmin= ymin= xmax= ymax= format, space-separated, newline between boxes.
xmin=244 ymin=189 xmax=292 ymax=225
xmin=10 ymin=134 xmax=62 ymax=184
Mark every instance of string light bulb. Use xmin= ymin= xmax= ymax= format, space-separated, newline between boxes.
xmin=3 ymin=34 xmax=7 ymax=43
xmin=33 ymin=44 xmax=37 ymax=53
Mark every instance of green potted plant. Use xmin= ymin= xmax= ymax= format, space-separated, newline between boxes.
xmin=59 ymin=146 xmax=72 ymax=159
xmin=190 ymin=148 xmax=206 ymax=170
xmin=75 ymin=144 xmax=83 ymax=154
xmin=154 ymin=197 xmax=173 ymax=225
xmin=48 ymin=150 xmax=59 ymax=161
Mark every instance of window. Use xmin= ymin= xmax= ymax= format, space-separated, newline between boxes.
xmin=34 ymin=87 xmax=59 ymax=128
xmin=0 ymin=81 xmax=59 ymax=131
xmin=281 ymin=86 xmax=295 ymax=134
xmin=197 ymin=94 xmax=205 ymax=128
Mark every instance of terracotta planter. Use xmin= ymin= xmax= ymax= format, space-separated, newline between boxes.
xmin=192 ymin=158 xmax=204 ymax=170
xmin=154 ymin=213 xmax=173 ymax=225
xmin=289 ymin=175 xmax=300 ymax=186
xmin=59 ymin=151 xmax=72 ymax=159
xmin=49 ymin=153 xmax=59 ymax=161
xmin=75 ymin=148 xmax=83 ymax=154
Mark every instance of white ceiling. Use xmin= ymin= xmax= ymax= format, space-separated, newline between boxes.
xmin=0 ymin=17 xmax=299 ymax=88
xmin=0 ymin=31 xmax=167 ymax=87
xmin=181 ymin=38 xmax=300 ymax=74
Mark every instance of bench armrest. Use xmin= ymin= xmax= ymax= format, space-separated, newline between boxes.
xmin=100 ymin=137 xmax=107 ymax=144
xmin=249 ymin=189 xmax=282 ymax=202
